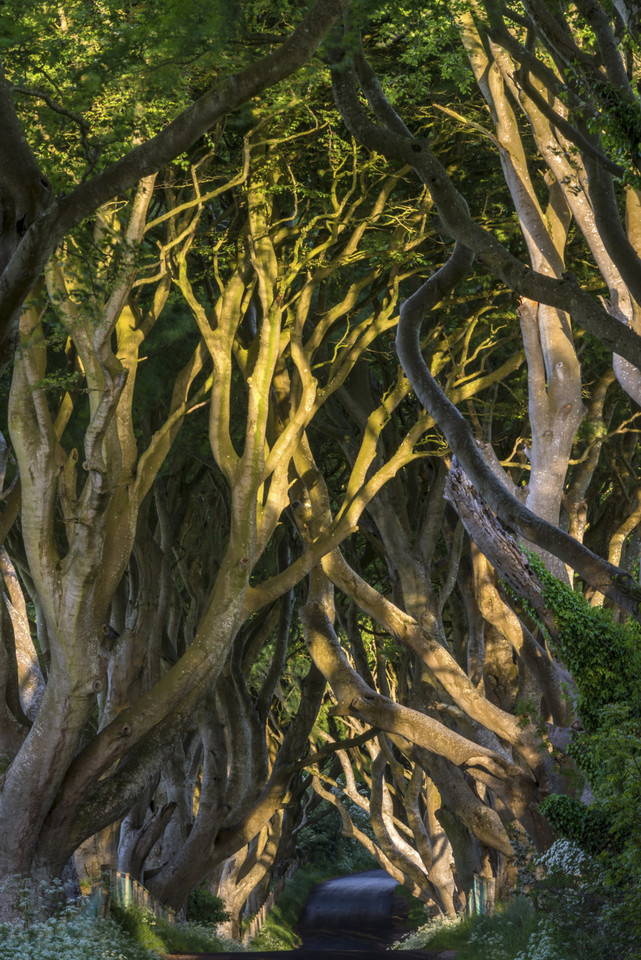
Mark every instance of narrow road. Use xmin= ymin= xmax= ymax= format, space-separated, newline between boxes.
xmin=163 ymin=868 xmax=456 ymax=959
xmin=163 ymin=952 xmax=446 ymax=959
xmin=298 ymin=869 xmax=406 ymax=951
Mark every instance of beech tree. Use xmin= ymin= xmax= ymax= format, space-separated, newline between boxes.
xmin=0 ymin=0 xmax=352 ymax=370
xmin=4 ymin=0 xmax=641 ymax=933
xmin=0 ymin=87 xmax=461 ymax=913
xmin=330 ymin=2 xmax=641 ymax=604
xmin=0 ymin=0 xmax=359 ymax=916
xmin=300 ymin=0 xmax=641 ymax=918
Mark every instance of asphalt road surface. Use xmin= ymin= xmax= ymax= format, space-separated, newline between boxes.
xmin=163 ymin=869 xmax=453 ymax=960
xmin=162 ymin=952 xmax=444 ymax=960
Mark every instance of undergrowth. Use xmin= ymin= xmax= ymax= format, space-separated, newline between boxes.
xmin=109 ymin=901 xmax=243 ymax=955
xmin=246 ymin=865 xmax=329 ymax=951
xmin=0 ymin=875 xmax=242 ymax=959
xmin=393 ymin=897 xmax=538 ymax=959
xmin=393 ymin=838 xmax=628 ymax=960
xmin=0 ymin=876 xmax=158 ymax=960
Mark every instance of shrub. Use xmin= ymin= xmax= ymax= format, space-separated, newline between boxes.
xmin=110 ymin=901 xmax=241 ymax=955
xmin=186 ymin=885 xmax=230 ymax=925
xmin=109 ymin=902 xmax=166 ymax=953
xmin=527 ymin=558 xmax=641 ymax=957
xmin=514 ymin=840 xmax=624 ymax=960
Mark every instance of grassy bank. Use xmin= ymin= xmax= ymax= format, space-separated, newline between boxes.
xmin=0 ymin=906 xmax=243 ymax=960
xmin=394 ymin=898 xmax=538 ymax=959
xmin=110 ymin=901 xmax=243 ymax=955
xmin=246 ymin=865 xmax=339 ymax=951
xmin=0 ymin=876 xmax=242 ymax=960
xmin=393 ymin=893 xmax=625 ymax=960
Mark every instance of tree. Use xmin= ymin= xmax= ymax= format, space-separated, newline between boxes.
xmin=0 ymin=93 xmax=460 ymax=913
xmin=0 ymin=0 xmax=358 ymax=916
xmin=304 ymin=0 xmax=641 ymax=928
xmin=330 ymin=1 xmax=641 ymax=612
xmin=0 ymin=0 xmax=351 ymax=369
xmin=4 ymin=0 xmax=641 ymax=935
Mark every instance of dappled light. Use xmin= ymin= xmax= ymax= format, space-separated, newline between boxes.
xmin=1 ymin=3 xmax=641 ymax=959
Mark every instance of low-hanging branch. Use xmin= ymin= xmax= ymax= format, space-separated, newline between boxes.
xmin=329 ymin=46 xmax=641 ymax=620
xmin=0 ymin=0 xmax=353 ymax=371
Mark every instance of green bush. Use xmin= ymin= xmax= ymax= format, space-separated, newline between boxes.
xmin=110 ymin=901 xmax=241 ymax=955
xmin=527 ymin=557 xmax=641 ymax=956
xmin=186 ymin=885 xmax=230 ymax=925
xmin=109 ymin=902 xmax=167 ymax=953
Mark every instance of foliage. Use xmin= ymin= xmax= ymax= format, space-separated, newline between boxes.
xmin=0 ymin=915 xmax=159 ymax=960
xmin=460 ymin=899 xmax=540 ymax=960
xmin=0 ymin=0 xmax=299 ymax=188
xmin=392 ymin=900 xmax=537 ymax=957
xmin=110 ymin=900 xmax=242 ymax=955
xmin=247 ymin=866 xmax=329 ymax=951
xmin=526 ymin=558 xmax=641 ymax=956
xmin=186 ymin=885 xmax=230 ymax=925
xmin=530 ymin=557 xmax=641 ymax=730
xmin=149 ymin=917 xmax=242 ymax=954
xmin=0 ymin=877 xmax=157 ymax=960
xmin=348 ymin=0 xmax=476 ymax=108
xmin=295 ymin=801 xmax=378 ymax=875
xmin=105 ymin=902 xmax=166 ymax=954
xmin=537 ymin=794 xmax=609 ymax=854
xmin=512 ymin=841 xmax=617 ymax=960
xmin=393 ymin=886 xmax=617 ymax=960
xmin=0 ymin=875 xmax=239 ymax=960
xmin=394 ymin=835 xmax=633 ymax=959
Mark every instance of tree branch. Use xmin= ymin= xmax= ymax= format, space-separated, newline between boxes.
xmin=330 ymin=52 xmax=641 ymax=371
xmin=0 ymin=0 xmax=352 ymax=371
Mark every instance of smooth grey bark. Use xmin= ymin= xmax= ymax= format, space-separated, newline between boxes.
xmin=394 ymin=242 xmax=641 ymax=615
xmin=330 ymin=56 xmax=641 ymax=372
xmin=329 ymin=52 xmax=641 ymax=616
xmin=299 ymin=584 xmax=541 ymax=835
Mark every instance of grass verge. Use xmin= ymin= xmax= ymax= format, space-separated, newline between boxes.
xmin=246 ymin=865 xmax=331 ymax=951
xmin=393 ymin=897 xmax=553 ymax=959
xmin=110 ymin=902 xmax=244 ymax=955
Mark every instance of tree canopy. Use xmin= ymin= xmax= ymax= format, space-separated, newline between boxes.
xmin=2 ymin=1 xmax=641 ymax=954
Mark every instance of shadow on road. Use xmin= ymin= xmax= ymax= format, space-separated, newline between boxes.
xmin=163 ymin=869 xmax=452 ymax=960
